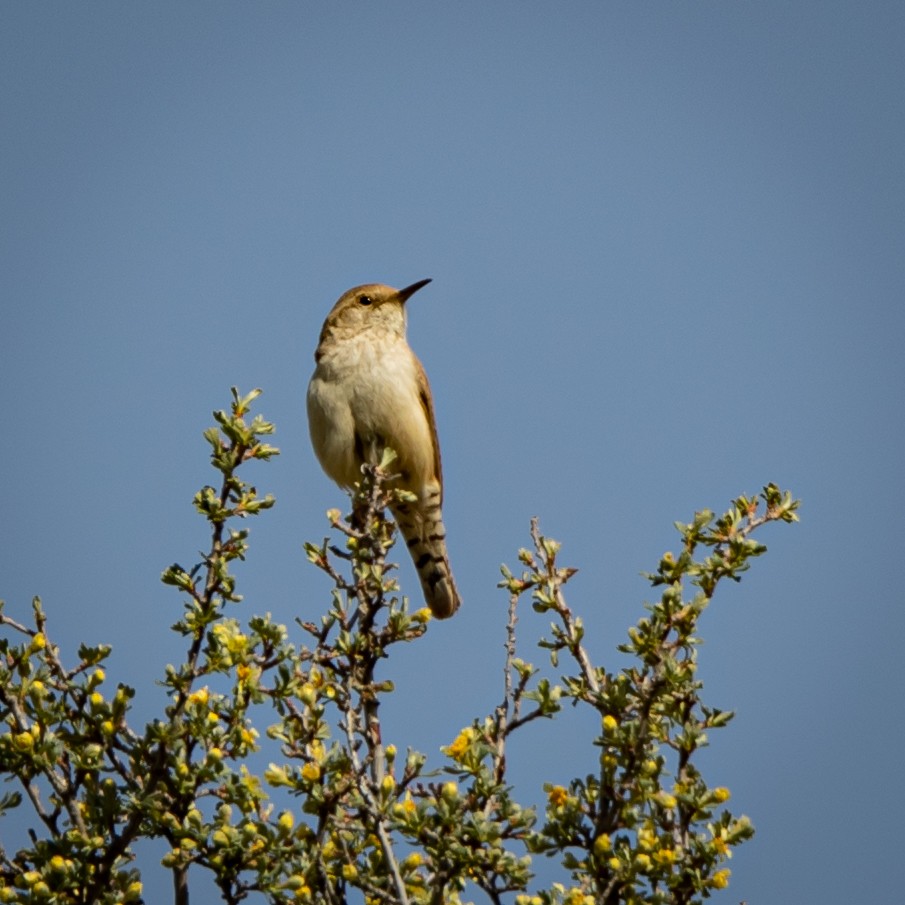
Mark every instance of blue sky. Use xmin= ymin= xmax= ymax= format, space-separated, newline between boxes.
xmin=2 ymin=3 xmax=903 ymax=903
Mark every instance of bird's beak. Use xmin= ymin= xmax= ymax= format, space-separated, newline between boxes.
xmin=398 ymin=278 xmax=432 ymax=303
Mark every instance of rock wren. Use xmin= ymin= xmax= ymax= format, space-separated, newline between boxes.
xmin=307 ymin=279 xmax=461 ymax=619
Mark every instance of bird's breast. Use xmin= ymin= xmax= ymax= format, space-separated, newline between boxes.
xmin=308 ymin=333 xmax=435 ymax=490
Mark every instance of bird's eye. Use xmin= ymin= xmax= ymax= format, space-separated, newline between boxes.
xmin=359 ymin=295 xmax=373 ymax=306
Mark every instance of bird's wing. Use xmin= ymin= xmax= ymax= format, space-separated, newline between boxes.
xmin=415 ymin=355 xmax=443 ymax=501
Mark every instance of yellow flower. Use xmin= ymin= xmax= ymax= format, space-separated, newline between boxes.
xmin=301 ymin=762 xmax=321 ymax=783
xmin=712 ymin=787 xmax=731 ymax=803
xmin=655 ymin=791 xmax=677 ymax=809
xmin=341 ymin=864 xmax=358 ymax=881
xmin=236 ymin=664 xmax=251 ymax=682
xmin=412 ymin=608 xmax=432 ymax=624
xmin=547 ymin=785 xmax=569 ymax=808
xmin=653 ymin=848 xmax=677 ymax=865
xmin=593 ymin=834 xmax=612 ymax=856
xmin=299 ymin=683 xmax=317 ymax=706
xmin=13 ymin=731 xmax=35 ymax=751
xmin=278 ymin=811 xmax=295 ymax=832
xmin=188 ymin=687 xmax=209 ymax=706
xmin=444 ymin=728 xmax=475 ymax=761
xmin=607 ymin=856 xmax=621 ymax=871
xmin=710 ymin=869 xmax=731 ymax=889
xmin=32 ymin=632 xmax=46 ymax=650
xmin=602 ymin=715 xmax=618 ymax=732
xmin=227 ymin=633 xmax=248 ymax=655
xmin=393 ymin=793 xmax=417 ymax=818
xmin=635 ymin=853 xmax=651 ymax=870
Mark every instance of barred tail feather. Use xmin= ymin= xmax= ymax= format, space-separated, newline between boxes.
xmin=391 ymin=491 xmax=461 ymax=619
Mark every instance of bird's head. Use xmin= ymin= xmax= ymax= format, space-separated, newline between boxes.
xmin=320 ymin=279 xmax=432 ymax=341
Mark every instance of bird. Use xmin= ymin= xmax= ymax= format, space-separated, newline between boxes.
xmin=307 ymin=279 xmax=461 ymax=619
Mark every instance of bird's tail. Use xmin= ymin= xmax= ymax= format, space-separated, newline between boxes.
xmin=391 ymin=487 xmax=461 ymax=619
